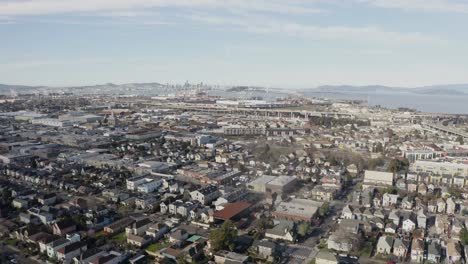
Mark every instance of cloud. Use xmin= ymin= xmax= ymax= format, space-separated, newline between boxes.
xmin=0 ymin=0 xmax=323 ymax=16
xmin=0 ymin=58 xmax=103 ymax=69
xmin=359 ymin=0 xmax=468 ymax=14
xmin=188 ymin=13 xmax=443 ymax=45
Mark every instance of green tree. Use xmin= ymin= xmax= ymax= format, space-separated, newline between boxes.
xmin=457 ymin=136 xmax=464 ymax=145
xmin=318 ymin=202 xmax=330 ymax=217
xmin=461 ymin=228 xmax=468 ymax=245
xmin=388 ymin=158 xmax=409 ymax=174
xmin=297 ymin=222 xmax=311 ymax=237
xmin=209 ymin=220 xmax=238 ymax=251
xmin=374 ymin=142 xmax=384 ymax=153
xmin=182 ymin=191 xmax=191 ymax=202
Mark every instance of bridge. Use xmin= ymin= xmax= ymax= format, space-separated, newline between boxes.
xmin=422 ymin=122 xmax=468 ymax=139
xmin=136 ymin=101 xmax=358 ymax=120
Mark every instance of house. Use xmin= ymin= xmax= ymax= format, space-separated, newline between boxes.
xmin=89 ymin=251 xmax=126 ymax=264
xmin=388 ymin=210 xmax=400 ymax=226
xmin=447 ymin=197 xmax=456 ymax=214
xmin=418 ymin=183 xmax=427 ymax=195
xmin=437 ymin=198 xmax=446 ymax=213
xmin=435 ymin=215 xmax=449 ymax=235
xmin=446 ymin=240 xmax=461 ymax=263
xmin=72 ymin=248 xmax=106 ymax=264
xmin=127 ymin=234 xmax=152 ymax=248
xmin=145 ymin=223 xmax=169 ymax=240
xmin=338 ymin=219 xmax=363 ymax=234
xmin=327 ymin=232 xmax=356 ymax=252
xmin=311 ymin=185 xmax=335 ymax=201
xmin=315 ymin=251 xmax=339 ymax=264
xmin=382 ymin=193 xmax=399 ymax=207
xmin=427 ymin=200 xmax=437 ymax=213
xmin=400 ymin=196 xmax=413 ymax=210
xmin=407 ymin=181 xmax=418 ymax=192
xmin=135 ymin=196 xmax=158 ymax=209
xmin=341 ymin=205 xmax=354 ymax=220
xmin=265 ymin=221 xmax=295 ymax=242
xmin=104 ymin=217 xmax=135 ymax=234
xmin=395 ymin=178 xmax=406 ymax=190
xmin=371 ymin=217 xmax=385 ymax=230
xmin=37 ymin=193 xmax=57 ymax=205
xmin=392 ymin=238 xmax=408 ymax=258
xmin=451 ymin=218 xmax=463 ymax=239
xmin=128 ymin=254 xmax=147 ymax=264
xmin=56 ymin=241 xmax=87 ymax=264
xmin=385 ymin=222 xmax=397 ymax=234
xmin=402 ymin=214 xmax=416 ymax=233
xmin=416 ymin=209 xmax=427 ymax=229
xmin=214 ymin=250 xmax=249 ymax=264
xmin=52 ymin=220 xmax=77 ymax=236
xmin=411 ymin=239 xmax=424 ymax=263
xmin=373 ymin=209 xmax=385 ymax=219
xmin=125 ymin=218 xmax=152 ymax=236
xmin=190 ymin=185 xmax=221 ymax=205
xmin=19 ymin=212 xmax=40 ymax=225
xmin=376 ymin=236 xmax=394 ymax=255
xmin=169 ymin=229 xmax=189 ymax=243
xmin=46 ymin=233 xmax=81 ymax=259
xmin=251 ymin=240 xmax=277 ymax=261
xmin=12 ymin=198 xmax=28 ymax=209
xmin=427 ymin=241 xmax=441 ymax=263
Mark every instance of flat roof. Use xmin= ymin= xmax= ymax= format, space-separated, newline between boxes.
xmin=213 ymin=201 xmax=252 ymax=220
xmin=274 ymin=199 xmax=323 ymax=219
xmin=268 ymin=175 xmax=297 ymax=186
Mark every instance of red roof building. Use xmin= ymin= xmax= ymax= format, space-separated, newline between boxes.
xmin=213 ymin=202 xmax=252 ymax=220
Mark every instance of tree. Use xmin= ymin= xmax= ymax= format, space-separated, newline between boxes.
xmin=462 ymin=208 xmax=468 ymax=216
xmin=388 ymin=158 xmax=409 ymax=174
xmin=182 ymin=191 xmax=191 ymax=202
xmin=368 ymin=158 xmax=385 ymax=170
xmin=318 ymin=202 xmax=330 ymax=217
xmin=209 ymin=220 xmax=238 ymax=251
xmin=460 ymin=228 xmax=468 ymax=245
xmin=30 ymin=157 xmax=38 ymax=169
xmin=457 ymin=136 xmax=465 ymax=145
xmin=297 ymin=222 xmax=311 ymax=237
xmin=374 ymin=142 xmax=384 ymax=153
xmin=263 ymin=144 xmax=271 ymax=154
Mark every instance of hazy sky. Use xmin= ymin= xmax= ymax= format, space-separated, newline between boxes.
xmin=1 ymin=0 xmax=468 ymax=88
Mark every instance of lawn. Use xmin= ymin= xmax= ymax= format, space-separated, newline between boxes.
xmin=358 ymin=243 xmax=373 ymax=257
xmin=145 ymin=241 xmax=171 ymax=253
xmin=111 ymin=232 xmax=127 ymax=243
xmin=5 ymin=238 xmax=17 ymax=245
xmin=94 ymin=230 xmax=108 ymax=239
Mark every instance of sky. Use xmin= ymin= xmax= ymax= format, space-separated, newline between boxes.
xmin=1 ymin=0 xmax=468 ymax=88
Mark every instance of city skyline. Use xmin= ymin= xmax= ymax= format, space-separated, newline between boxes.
xmin=1 ymin=0 xmax=468 ymax=88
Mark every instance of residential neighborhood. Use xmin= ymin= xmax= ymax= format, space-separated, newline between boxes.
xmin=0 ymin=88 xmax=468 ymax=264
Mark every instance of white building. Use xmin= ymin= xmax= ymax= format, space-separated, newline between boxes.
xmin=31 ymin=118 xmax=73 ymax=127
xmin=363 ymin=170 xmax=394 ymax=189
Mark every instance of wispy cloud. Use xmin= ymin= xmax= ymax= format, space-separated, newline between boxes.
xmin=0 ymin=15 xmax=14 ymax=24
xmin=188 ymin=13 xmax=443 ymax=45
xmin=0 ymin=58 xmax=103 ymax=69
xmin=359 ymin=0 xmax=468 ymax=14
xmin=0 ymin=0 xmax=323 ymax=16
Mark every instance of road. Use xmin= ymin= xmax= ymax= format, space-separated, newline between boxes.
xmin=299 ymin=176 xmax=362 ymax=264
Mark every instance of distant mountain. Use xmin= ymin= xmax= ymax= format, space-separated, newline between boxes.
xmin=314 ymin=85 xmax=405 ymax=93
xmin=412 ymin=84 xmax=468 ymax=95
xmin=311 ymin=84 xmax=468 ymax=95
xmin=0 ymin=82 xmax=167 ymax=95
